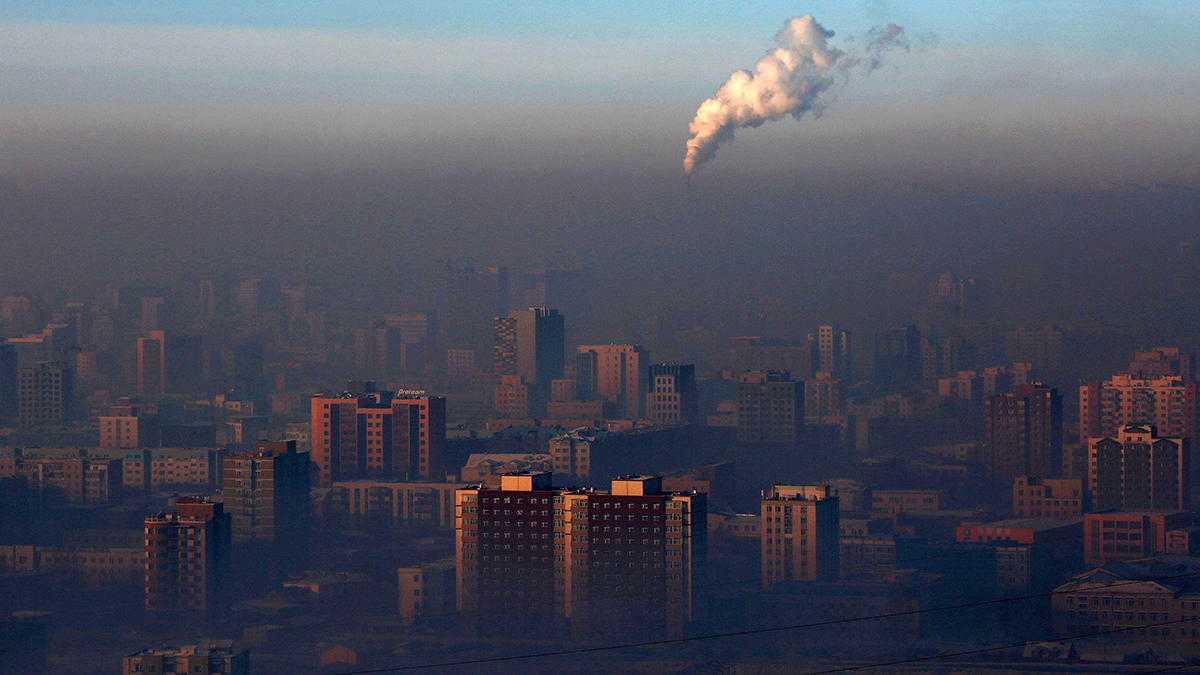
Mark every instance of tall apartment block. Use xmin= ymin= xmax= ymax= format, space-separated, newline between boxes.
xmin=494 ymin=308 xmax=565 ymax=414
xmin=1127 ymin=347 xmax=1195 ymax=382
xmin=576 ymin=344 xmax=648 ymax=419
xmin=872 ymin=325 xmax=921 ymax=387
xmin=445 ymin=262 xmax=508 ymax=352
xmin=647 ymin=363 xmax=698 ymax=424
xmin=310 ymin=383 xmax=446 ymax=486
xmin=137 ymin=330 xmax=166 ymax=396
xmin=222 ymin=440 xmax=311 ymax=549
xmin=17 ymin=362 xmax=73 ymax=427
xmin=810 ymin=324 xmax=851 ymax=379
xmin=736 ymin=371 xmax=803 ymax=444
xmin=1089 ymin=425 xmax=1190 ymax=511
xmin=1005 ymin=325 xmax=1063 ymax=372
xmin=144 ymin=497 xmax=232 ymax=615
xmin=456 ymin=472 xmax=706 ymax=638
xmin=804 ymin=371 xmax=842 ymax=419
xmin=1080 ymin=374 xmax=1197 ymax=443
xmin=985 ymin=383 xmax=1063 ymax=481
xmin=0 ymin=343 xmax=16 ymax=421
xmin=761 ymin=485 xmax=840 ymax=588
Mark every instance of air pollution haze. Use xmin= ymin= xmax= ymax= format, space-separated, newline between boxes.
xmin=683 ymin=14 xmax=909 ymax=175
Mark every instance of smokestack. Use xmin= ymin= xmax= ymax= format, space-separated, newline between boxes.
xmin=683 ymin=14 xmax=908 ymax=175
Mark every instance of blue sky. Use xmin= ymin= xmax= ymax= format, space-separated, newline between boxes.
xmin=1 ymin=1 xmax=1198 ymax=185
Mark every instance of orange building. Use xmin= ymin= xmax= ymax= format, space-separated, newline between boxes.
xmin=761 ymin=485 xmax=840 ymax=587
xmin=1013 ymin=476 xmax=1086 ymax=518
xmin=1089 ymin=425 xmax=1190 ymax=512
xmin=310 ymin=383 xmax=446 ymax=486
xmin=1080 ymin=374 xmax=1198 ymax=443
xmin=144 ymin=498 xmax=231 ymax=614
xmin=576 ymin=344 xmax=648 ymax=419
xmin=1083 ymin=510 xmax=1192 ymax=566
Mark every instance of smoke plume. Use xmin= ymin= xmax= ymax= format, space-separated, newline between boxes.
xmin=683 ymin=15 xmax=907 ymax=175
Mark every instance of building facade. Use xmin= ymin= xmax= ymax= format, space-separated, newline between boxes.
xmin=1089 ymin=425 xmax=1190 ymax=512
xmin=761 ymin=485 xmax=840 ymax=587
xmin=984 ymin=383 xmax=1063 ymax=482
xmin=455 ymin=473 xmax=706 ymax=638
xmin=737 ymin=371 xmax=803 ymax=445
xmin=647 ymin=363 xmax=697 ymax=424
xmin=222 ymin=440 xmax=311 ymax=546
xmin=144 ymin=498 xmax=232 ymax=614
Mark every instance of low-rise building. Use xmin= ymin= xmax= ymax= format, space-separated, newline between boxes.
xmin=123 ymin=643 xmax=249 ymax=675
xmin=1084 ymin=511 xmax=1193 ymax=566
xmin=1013 ymin=476 xmax=1087 ymax=519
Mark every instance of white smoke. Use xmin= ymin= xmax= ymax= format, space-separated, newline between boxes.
xmin=683 ymin=14 xmax=908 ymax=175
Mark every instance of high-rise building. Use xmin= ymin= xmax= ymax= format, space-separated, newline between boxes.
xmin=1005 ymin=325 xmax=1063 ymax=372
xmin=456 ymin=473 xmax=706 ymax=638
xmin=761 ymin=485 xmax=840 ymax=588
xmin=445 ymin=263 xmax=508 ymax=352
xmin=803 ymin=371 xmax=841 ymax=420
xmin=17 ymin=362 xmax=73 ymax=427
xmin=1079 ymin=374 xmax=1198 ymax=443
xmin=222 ymin=440 xmax=311 ymax=548
xmin=736 ymin=371 xmax=803 ymax=444
xmin=984 ymin=383 xmax=1062 ymax=481
xmin=519 ymin=267 xmax=592 ymax=326
xmin=310 ymin=384 xmax=446 ymax=486
xmin=810 ymin=325 xmax=851 ymax=379
xmin=0 ymin=343 xmax=16 ymax=421
xmin=136 ymin=331 xmax=166 ymax=396
xmin=576 ymin=345 xmax=648 ymax=419
xmin=494 ymin=308 xmax=564 ymax=414
xmin=729 ymin=337 xmax=811 ymax=379
xmin=873 ymin=325 xmax=921 ymax=387
xmin=144 ymin=497 xmax=231 ymax=614
xmin=1089 ymin=425 xmax=1190 ymax=512
xmin=928 ymin=271 xmax=975 ymax=322
xmin=646 ymin=364 xmax=698 ymax=424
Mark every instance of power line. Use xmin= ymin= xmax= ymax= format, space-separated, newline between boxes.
xmin=9 ymin=527 xmax=1093 ymax=655
xmin=800 ymin=617 xmax=1200 ymax=675
xmin=315 ymin=568 xmax=1200 ymax=674
xmin=1136 ymin=664 xmax=1200 ymax=675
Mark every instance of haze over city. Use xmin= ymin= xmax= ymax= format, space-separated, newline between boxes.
xmin=2 ymin=1 xmax=1200 ymax=674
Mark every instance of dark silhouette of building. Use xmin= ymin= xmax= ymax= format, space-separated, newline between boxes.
xmin=985 ymin=383 xmax=1063 ymax=482
xmin=873 ymin=325 xmax=921 ymax=388
xmin=144 ymin=498 xmax=231 ymax=615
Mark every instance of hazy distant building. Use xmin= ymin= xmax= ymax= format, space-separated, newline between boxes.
xmin=737 ymin=371 xmax=803 ymax=444
xmin=804 ymin=371 xmax=841 ymax=419
xmin=647 ymin=363 xmax=697 ymax=424
xmin=1005 ymin=325 xmax=1063 ymax=372
xmin=519 ymin=266 xmax=592 ymax=326
xmin=0 ymin=344 xmax=17 ymax=420
xmin=873 ymin=325 xmax=921 ymax=388
xmin=1080 ymin=373 xmax=1198 ymax=443
xmin=456 ymin=473 xmax=705 ymax=638
xmin=729 ymin=337 xmax=811 ymax=378
xmin=445 ymin=262 xmax=508 ymax=352
xmin=310 ymin=384 xmax=446 ymax=486
xmin=222 ymin=440 xmax=310 ymax=547
xmin=144 ymin=498 xmax=231 ymax=614
xmin=330 ymin=480 xmax=460 ymax=529
xmin=984 ymin=383 xmax=1062 ymax=482
xmin=928 ymin=271 xmax=975 ymax=322
xmin=810 ymin=324 xmax=851 ymax=379
xmin=0 ymin=448 xmax=121 ymax=504
xmin=1127 ymin=347 xmax=1195 ymax=382
xmin=494 ymin=308 xmax=564 ymax=414
xmin=17 ymin=362 xmax=73 ymax=427
xmin=100 ymin=403 xmax=158 ymax=449
xmin=1089 ymin=425 xmax=1190 ymax=512
xmin=398 ymin=559 xmax=455 ymax=626
xmin=761 ymin=485 xmax=840 ymax=587
xmin=576 ymin=344 xmax=648 ymax=419
xmin=494 ymin=374 xmax=530 ymax=418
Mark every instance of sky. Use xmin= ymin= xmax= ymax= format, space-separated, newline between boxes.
xmin=0 ymin=1 xmax=1198 ymax=321
xmin=2 ymin=0 xmax=1199 ymax=182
